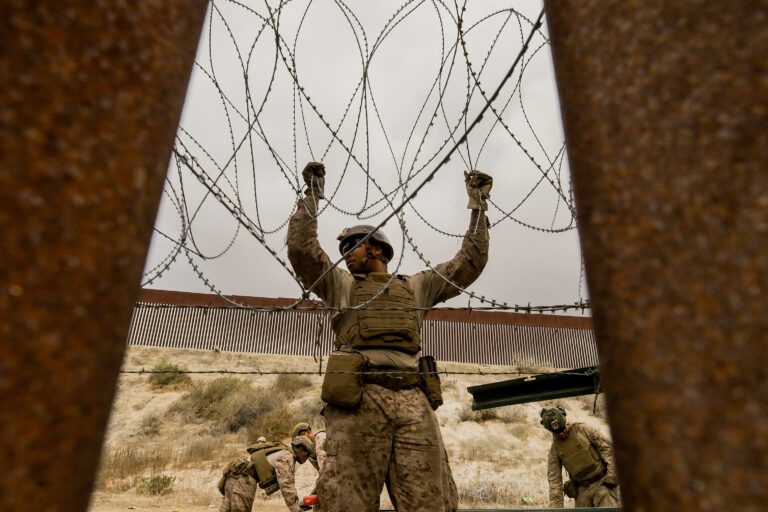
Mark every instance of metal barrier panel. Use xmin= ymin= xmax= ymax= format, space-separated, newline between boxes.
xmin=0 ymin=2 xmax=208 ymax=510
xmin=126 ymin=302 xmax=599 ymax=368
xmin=545 ymin=1 xmax=768 ymax=509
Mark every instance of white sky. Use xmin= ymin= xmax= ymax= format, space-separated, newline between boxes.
xmin=143 ymin=0 xmax=588 ymax=314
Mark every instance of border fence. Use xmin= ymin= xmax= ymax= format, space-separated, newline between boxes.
xmin=127 ymin=290 xmax=597 ymax=368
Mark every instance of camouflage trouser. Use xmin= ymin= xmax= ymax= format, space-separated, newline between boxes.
xmin=317 ymin=384 xmax=458 ymax=512
xmin=219 ymin=475 xmax=258 ymax=512
xmin=575 ymin=481 xmax=619 ymax=508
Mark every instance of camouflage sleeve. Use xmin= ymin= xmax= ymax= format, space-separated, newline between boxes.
xmin=274 ymin=452 xmax=301 ymax=512
xmin=315 ymin=432 xmax=327 ymax=472
xmin=410 ymin=210 xmax=489 ymax=306
xmin=582 ymin=424 xmax=617 ymax=483
xmin=286 ymin=195 xmax=347 ymax=305
xmin=547 ymin=443 xmax=565 ymax=508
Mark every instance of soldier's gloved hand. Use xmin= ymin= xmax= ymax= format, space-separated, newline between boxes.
xmin=563 ymin=479 xmax=577 ymax=498
xmin=464 ymin=170 xmax=493 ymax=210
xmin=302 ymin=161 xmax=326 ymax=199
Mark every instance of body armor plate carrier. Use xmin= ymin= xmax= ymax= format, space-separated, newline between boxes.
xmin=246 ymin=442 xmax=285 ymax=495
xmin=556 ymin=425 xmax=606 ymax=484
xmin=335 ymin=274 xmax=421 ymax=354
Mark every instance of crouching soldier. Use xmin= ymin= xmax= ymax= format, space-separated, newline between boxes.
xmin=217 ymin=457 xmax=258 ymax=512
xmin=540 ymin=406 xmax=620 ymax=508
xmin=291 ymin=422 xmax=327 ymax=472
xmin=248 ymin=436 xmax=315 ymax=512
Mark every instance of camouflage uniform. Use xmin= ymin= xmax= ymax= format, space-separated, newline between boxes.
xmin=547 ymin=423 xmax=619 ymax=508
xmin=268 ymin=449 xmax=303 ymax=512
xmin=313 ymin=430 xmax=327 ymax=472
xmin=217 ymin=458 xmax=258 ymax=512
xmin=287 ymin=188 xmax=489 ymax=512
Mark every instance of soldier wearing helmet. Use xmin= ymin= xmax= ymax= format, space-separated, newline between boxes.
xmin=540 ymin=406 xmax=620 ymax=508
xmin=243 ymin=437 xmax=316 ymax=512
xmin=291 ymin=422 xmax=327 ymax=472
xmin=287 ymin=161 xmax=492 ymax=512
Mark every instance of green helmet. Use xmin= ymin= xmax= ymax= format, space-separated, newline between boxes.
xmin=540 ymin=406 xmax=567 ymax=433
xmin=291 ymin=435 xmax=315 ymax=461
xmin=337 ymin=225 xmax=394 ymax=262
xmin=291 ymin=422 xmax=311 ymax=438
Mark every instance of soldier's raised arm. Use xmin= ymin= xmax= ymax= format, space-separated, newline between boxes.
xmin=287 ymin=162 xmax=346 ymax=304
xmin=412 ymin=170 xmax=492 ymax=306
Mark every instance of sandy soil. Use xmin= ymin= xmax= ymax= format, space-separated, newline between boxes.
xmin=88 ymin=346 xmax=610 ymax=511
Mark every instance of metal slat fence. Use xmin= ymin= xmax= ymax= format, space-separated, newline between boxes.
xmin=126 ymin=303 xmax=598 ymax=368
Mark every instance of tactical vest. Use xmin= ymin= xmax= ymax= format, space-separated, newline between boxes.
xmin=555 ymin=424 xmax=606 ymax=483
xmin=333 ymin=274 xmax=421 ymax=354
xmin=246 ymin=442 xmax=285 ymax=495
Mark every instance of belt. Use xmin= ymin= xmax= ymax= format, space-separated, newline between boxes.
xmin=362 ymin=367 xmax=421 ymax=390
xmin=576 ymin=469 xmax=607 ymax=487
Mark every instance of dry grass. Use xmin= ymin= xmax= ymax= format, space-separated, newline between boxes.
xmin=148 ymin=361 xmax=192 ymax=389
xmin=457 ymin=403 xmax=527 ymax=424
xmin=91 ymin=347 xmax=611 ymax=511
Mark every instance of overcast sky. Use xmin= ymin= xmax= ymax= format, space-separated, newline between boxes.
xmin=143 ymin=0 xmax=588 ymax=314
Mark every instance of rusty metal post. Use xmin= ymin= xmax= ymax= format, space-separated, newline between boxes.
xmin=0 ymin=2 xmax=208 ymax=509
xmin=544 ymin=1 xmax=767 ymax=510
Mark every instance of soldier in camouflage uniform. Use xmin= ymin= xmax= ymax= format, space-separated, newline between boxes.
xmin=217 ymin=457 xmax=258 ymax=512
xmin=292 ymin=422 xmax=327 ymax=472
xmin=540 ymin=406 xmax=620 ymax=508
xmin=287 ymin=162 xmax=492 ymax=512
xmin=247 ymin=436 xmax=315 ymax=512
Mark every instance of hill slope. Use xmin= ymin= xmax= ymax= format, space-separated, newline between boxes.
xmin=88 ymin=346 xmax=610 ymax=511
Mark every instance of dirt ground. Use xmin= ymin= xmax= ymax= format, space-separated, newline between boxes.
xmin=88 ymin=346 xmax=609 ymax=511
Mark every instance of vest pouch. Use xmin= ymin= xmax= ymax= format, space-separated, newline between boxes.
xmin=562 ymin=443 xmax=602 ymax=481
xmin=418 ymin=356 xmax=443 ymax=410
xmin=321 ymin=350 xmax=366 ymax=408
xmin=249 ymin=445 xmax=282 ymax=494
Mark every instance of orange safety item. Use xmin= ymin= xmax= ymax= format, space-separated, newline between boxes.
xmin=302 ymin=495 xmax=319 ymax=506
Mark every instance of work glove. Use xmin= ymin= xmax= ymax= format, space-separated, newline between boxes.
xmin=563 ymin=480 xmax=577 ymax=498
xmin=302 ymin=161 xmax=326 ymax=199
xmin=464 ymin=170 xmax=493 ymax=210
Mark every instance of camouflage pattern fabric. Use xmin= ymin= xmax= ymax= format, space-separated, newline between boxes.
xmin=316 ymin=384 xmax=458 ymax=512
xmin=287 ymin=173 xmax=487 ymax=512
xmin=547 ymin=423 xmax=619 ymax=508
xmin=314 ymin=430 xmax=327 ymax=472
xmin=268 ymin=449 xmax=302 ymax=512
xmin=218 ymin=474 xmax=258 ymax=512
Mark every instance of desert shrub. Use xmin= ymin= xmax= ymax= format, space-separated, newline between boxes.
xmin=169 ymin=377 xmax=304 ymax=438
xmin=96 ymin=444 xmax=173 ymax=482
xmin=181 ymin=436 xmax=223 ymax=465
xmin=454 ymin=438 xmax=500 ymax=462
xmin=148 ymin=362 xmax=191 ymax=389
xmin=457 ymin=403 xmax=527 ymax=424
xmin=274 ymin=373 xmax=313 ymax=395
xmin=139 ymin=414 xmax=162 ymax=437
xmin=458 ymin=403 xmax=500 ymax=423
xmin=456 ymin=473 xmax=527 ymax=506
xmin=136 ymin=474 xmax=175 ymax=495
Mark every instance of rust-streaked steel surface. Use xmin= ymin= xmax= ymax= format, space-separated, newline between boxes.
xmin=544 ymin=2 xmax=767 ymax=510
xmin=0 ymin=2 xmax=208 ymax=510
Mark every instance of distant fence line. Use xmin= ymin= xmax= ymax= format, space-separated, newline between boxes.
xmin=126 ymin=290 xmax=598 ymax=369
